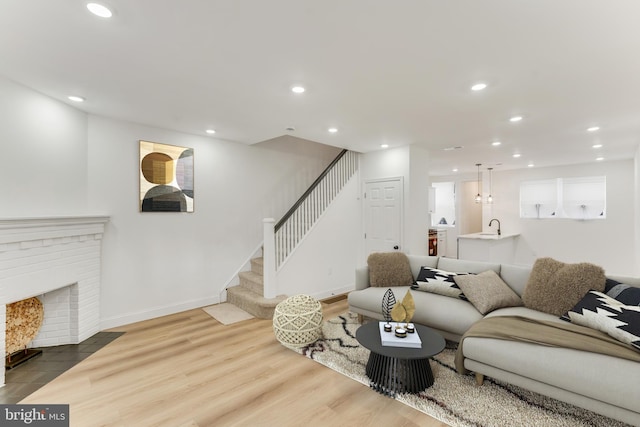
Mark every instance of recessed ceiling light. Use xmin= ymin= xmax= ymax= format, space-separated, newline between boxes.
xmin=291 ymin=86 xmax=305 ymax=94
xmin=587 ymin=126 xmax=600 ymax=132
xmin=381 ymin=144 xmax=389 ymax=149
xmin=592 ymin=144 xmax=603 ymax=149
xmin=513 ymin=153 xmax=521 ymax=158
xmin=328 ymin=127 xmax=338 ymax=133
xmin=509 ymin=116 xmax=523 ymax=122
xmin=596 ymin=157 xmax=604 ymax=161
xmin=68 ymin=95 xmax=85 ymax=102
xmin=527 ymin=163 xmax=534 ymax=168
xmin=471 ymin=83 xmax=487 ymax=91
xmin=205 ymin=129 xmax=216 ymax=134
xmin=491 ymin=141 xmax=501 ymax=146
xmin=452 ymin=168 xmax=458 ymax=172
xmin=443 ymin=146 xmax=463 ymax=151
xmin=87 ymin=3 xmax=113 ymax=18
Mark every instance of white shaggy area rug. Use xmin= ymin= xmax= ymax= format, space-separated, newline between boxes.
xmin=291 ymin=312 xmax=632 ymax=427
xmin=202 ymin=303 xmax=254 ymax=325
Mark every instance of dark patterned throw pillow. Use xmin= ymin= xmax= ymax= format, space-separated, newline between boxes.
xmin=411 ymin=267 xmax=470 ymax=300
xmin=605 ymin=278 xmax=640 ymax=306
xmin=561 ymin=291 xmax=640 ymax=351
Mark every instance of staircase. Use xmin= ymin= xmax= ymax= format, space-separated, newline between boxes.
xmin=226 ymin=256 xmax=286 ymax=319
xmin=225 ymin=149 xmax=358 ymax=318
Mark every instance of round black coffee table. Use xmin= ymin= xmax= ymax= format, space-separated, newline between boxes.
xmin=356 ymin=322 xmax=446 ymax=397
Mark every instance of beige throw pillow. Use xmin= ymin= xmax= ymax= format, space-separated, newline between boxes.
xmin=454 ymin=270 xmax=522 ymax=314
xmin=367 ymin=252 xmax=414 ymax=287
xmin=522 ymin=257 xmax=606 ymax=316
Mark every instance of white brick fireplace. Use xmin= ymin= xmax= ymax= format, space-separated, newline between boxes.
xmin=0 ymin=216 xmax=109 ymax=386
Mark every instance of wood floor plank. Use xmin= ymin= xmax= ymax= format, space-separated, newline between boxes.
xmin=20 ymin=298 xmax=448 ymax=427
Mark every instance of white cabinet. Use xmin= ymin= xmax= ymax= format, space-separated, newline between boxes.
xmin=457 ymin=234 xmax=519 ymax=263
xmin=519 ymin=176 xmax=606 ymax=220
xmin=430 ymin=182 xmax=455 ymax=227
xmin=562 ymin=176 xmax=606 ymax=219
xmin=428 ymin=228 xmax=448 ymax=257
xmin=428 ymin=187 xmax=436 ymax=214
xmin=437 ymin=229 xmax=447 ymax=257
xmin=520 ymin=179 xmax=558 ymax=218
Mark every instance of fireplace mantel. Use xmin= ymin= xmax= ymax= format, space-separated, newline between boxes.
xmin=0 ymin=216 xmax=109 ymax=305
xmin=0 ymin=215 xmax=109 ymax=226
xmin=0 ymin=215 xmax=109 ymax=243
xmin=1 ymin=215 xmax=109 ymax=386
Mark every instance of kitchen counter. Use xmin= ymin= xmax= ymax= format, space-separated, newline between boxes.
xmin=458 ymin=232 xmax=520 ymax=240
xmin=457 ymin=233 xmax=520 ymax=263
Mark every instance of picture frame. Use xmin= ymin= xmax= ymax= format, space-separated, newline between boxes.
xmin=139 ymin=140 xmax=194 ymax=212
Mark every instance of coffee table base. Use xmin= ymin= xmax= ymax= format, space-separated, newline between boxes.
xmin=365 ymin=352 xmax=434 ymax=397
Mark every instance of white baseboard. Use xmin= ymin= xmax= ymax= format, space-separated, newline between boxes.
xmin=99 ymin=296 xmax=220 ymax=330
xmin=309 ymin=285 xmax=354 ymax=301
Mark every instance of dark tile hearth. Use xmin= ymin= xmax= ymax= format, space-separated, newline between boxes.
xmin=1 ymin=332 xmax=124 ymax=404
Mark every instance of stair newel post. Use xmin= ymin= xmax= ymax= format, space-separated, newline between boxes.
xmin=262 ymin=218 xmax=277 ymax=299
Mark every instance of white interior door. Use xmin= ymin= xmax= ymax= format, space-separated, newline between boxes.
xmin=364 ymin=178 xmax=403 ymax=256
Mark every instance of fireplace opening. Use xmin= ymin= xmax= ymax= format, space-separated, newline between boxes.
xmin=5 ymin=297 xmax=44 ymax=369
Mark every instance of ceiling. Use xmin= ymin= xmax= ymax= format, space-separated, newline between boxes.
xmin=1 ymin=1 xmax=639 ymax=175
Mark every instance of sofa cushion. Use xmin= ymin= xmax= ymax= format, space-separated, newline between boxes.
xmin=522 ymin=257 xmax=606 ymax=316
xmin=347 ymin=285 xmax=483 ymax=340
xmin=411 ymin=267 xmax=469 ymax=299
xmin=437 ymin=257 xmax=501 ymax=275
xmin=498 ymin=264 xmax=532 ymax=297
xmin=461 ymin=337 xmax=640 ymax=414
xmin=407 ymin=255 xmax=438 ymax=279
xmin=605 ymin=279 xmax=640 ymax=306
xmin=561 ymin=291 xmax=640 ymax=351
xmin=367 ymin=252 xmax=414 ymax=287
xmin=454 ymin=270 xmax=523 ymax=314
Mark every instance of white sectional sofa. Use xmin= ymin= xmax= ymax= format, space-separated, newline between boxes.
xmin=348 ymin=254 xmax=640 ymax=426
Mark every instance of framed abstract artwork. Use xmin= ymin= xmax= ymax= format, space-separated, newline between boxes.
xmin=139 ymin=140 xmax=194 ymax=212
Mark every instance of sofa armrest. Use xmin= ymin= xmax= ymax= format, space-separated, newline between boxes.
xmin=355 ymin=266 xmax=370 ymax=290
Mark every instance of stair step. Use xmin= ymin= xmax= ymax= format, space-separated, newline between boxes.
xmin=226 ymin=285 xmax=286 ymax=319
xmin=250 ymin=257 xmax=263 ymax=275
xmin=238 ymin=271 xmax=263 ymax=294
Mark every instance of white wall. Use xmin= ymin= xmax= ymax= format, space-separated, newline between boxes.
xmin=275 ymin=173 xmax=360 ymax=298
xmin=407 ymin=145 xmax=431 ymax=256
xmin=636 ymin=145 xmax=640 ymax=274
xmin=435 ymin=160 xmax=636 ymax=275
xmin=87 ymin=117 xmax=342 ymax=328
xmin=0 ymin=77 xmax=89 ymax=216
xmin=459 ymin=180 xmax=483 ymax=235
xmin=359 ymin=146 xmax=410 ymax=263
xmin=360 ymin=145 xmax=432 ymax=262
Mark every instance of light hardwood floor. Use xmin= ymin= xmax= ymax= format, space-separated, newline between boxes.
xmin=21 ymin=298 xmax=448 ymax=427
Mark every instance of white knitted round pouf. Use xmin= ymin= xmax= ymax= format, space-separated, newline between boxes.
xmin=273 ymin=295 xmax=323 ymax=348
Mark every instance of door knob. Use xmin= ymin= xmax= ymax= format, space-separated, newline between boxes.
xmin=393 ymin=245 xmax=399 ymax=250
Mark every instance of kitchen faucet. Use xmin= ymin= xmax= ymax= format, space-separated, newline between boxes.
xmin=489 ymin=218 xmax=501 ymax=236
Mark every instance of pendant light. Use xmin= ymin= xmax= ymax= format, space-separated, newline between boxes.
xmin=487 ymin=167 xmax=493 ymax=204
xmin=474 ymin=163 xmax=482 ymax=203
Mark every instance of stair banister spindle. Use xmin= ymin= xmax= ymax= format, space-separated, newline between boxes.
xmin=262 ymin=218 xmax=276 ymax=299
